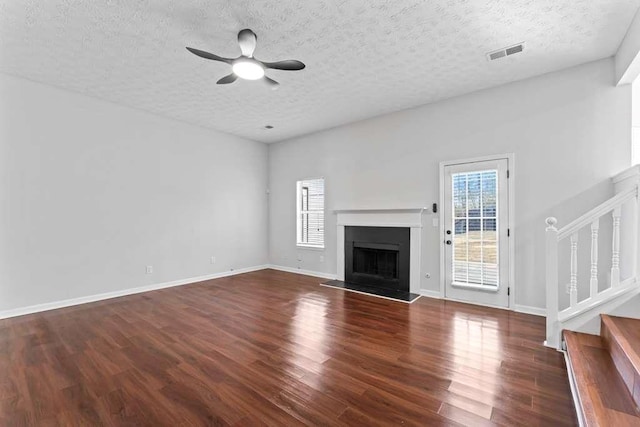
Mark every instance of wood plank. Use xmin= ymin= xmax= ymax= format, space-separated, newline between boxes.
xmin=604 ymin=316 xmax=640 ymax=372
xmin=602 ymin=314 xmax=640 ymax=409
xmin=564 ymin=330 xmax=640 ymax=427
xmin=0 ymin=269 xmax=577 ymax=425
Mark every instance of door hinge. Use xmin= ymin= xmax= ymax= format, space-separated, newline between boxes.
xmin=508 ymin=287 xmax=510 ymax=296
xmin=507 ymin=169 xmax=510 ymax=179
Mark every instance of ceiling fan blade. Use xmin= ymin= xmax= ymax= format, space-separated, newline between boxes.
xmin=238 ymin=29 xmax=257 ymax=57
xmin=263 ymin=76 xmax=280 ymax=90
xmin=186 ymin=47 xmax=232 ymax=64
xmin=217 ymin=74 xmax=238 ymax=85
xmin=262 ymin=59 xmax=305 ymax=71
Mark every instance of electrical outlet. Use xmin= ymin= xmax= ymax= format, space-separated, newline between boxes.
xmin=319 ymin=255 xmax=324 ymax=262
xmin=146 ymin=265 xmax=153 ymax=274
xmin=210 ymin=256 xmax=216 ymax=264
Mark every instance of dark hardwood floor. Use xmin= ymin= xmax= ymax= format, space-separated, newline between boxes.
xmin=0 ymin=269 xmax=577 ymax=426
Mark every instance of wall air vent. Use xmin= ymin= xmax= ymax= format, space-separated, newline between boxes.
xmin=486 ymin=42 xmax=525 ymax=61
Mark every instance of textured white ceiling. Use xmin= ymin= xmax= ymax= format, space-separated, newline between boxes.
xmin=1 ymin=0 xmax=639 ymax=143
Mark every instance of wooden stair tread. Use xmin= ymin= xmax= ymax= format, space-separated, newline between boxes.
xmin=564 ymin=330 xmax=640 ymax=426
xmin=603 ymin=315 xmax=640 ymax=374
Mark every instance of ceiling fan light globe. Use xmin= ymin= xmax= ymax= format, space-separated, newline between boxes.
xmin=232 ymin=59 xmax=265 ymax=80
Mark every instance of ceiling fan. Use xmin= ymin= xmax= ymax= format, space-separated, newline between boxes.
xmin=186 ymin=29 xmax=305 ymax=90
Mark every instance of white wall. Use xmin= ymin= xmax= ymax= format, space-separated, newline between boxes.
xmin=268 ymin=58 xmax=632 ymax=310
xmin=0 ymin=73 xmax=269 ymax=313
xmin=633 ymin=80 xmax=640 ymax=164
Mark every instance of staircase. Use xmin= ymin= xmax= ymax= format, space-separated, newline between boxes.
xmin=545 ymin=166 xmax=640 ymax=425
xmin=564 ymin=315 xmax=640 ymax=426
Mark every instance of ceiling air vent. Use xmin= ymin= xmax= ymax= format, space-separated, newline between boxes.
xmin=486 ymin=42 xmax=525 ymax=61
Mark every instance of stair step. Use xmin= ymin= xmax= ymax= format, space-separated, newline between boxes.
xmin=602 ymin=315 xmax=640 ymax=408
xmin=563 ymin=330 xmax=640 ymax=426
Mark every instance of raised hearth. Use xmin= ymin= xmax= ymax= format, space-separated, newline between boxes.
xmin=321 ymin=280 xmax=420 ymax=303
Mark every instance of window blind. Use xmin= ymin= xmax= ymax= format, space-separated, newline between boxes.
xmin=297 ymin=178 xmax=325 ymax=248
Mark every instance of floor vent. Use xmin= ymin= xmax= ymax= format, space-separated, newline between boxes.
xmin=487 ymin=43 xmax=525 ymax=61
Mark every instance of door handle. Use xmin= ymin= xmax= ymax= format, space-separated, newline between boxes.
xmin=445 ymin=240 xmax=452 ymax=245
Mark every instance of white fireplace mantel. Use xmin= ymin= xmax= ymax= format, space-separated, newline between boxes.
xmin=334 ymin=207 xmax=427 ymax=228
xmin=335 ymin=208 xmax=425 ymax=294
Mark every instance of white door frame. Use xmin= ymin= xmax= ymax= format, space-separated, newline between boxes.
xmin=438 ymin=153 xmax=516 ymax=310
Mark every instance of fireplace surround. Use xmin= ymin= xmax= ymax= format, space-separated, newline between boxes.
xmin=335 ymin=208 xmax=424 ymax=294
xmin=345 ymin=226 xmax=410 ymax=292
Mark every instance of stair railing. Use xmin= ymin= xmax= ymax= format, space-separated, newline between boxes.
xmin=545 ymin=184 xmax=639 ymax=348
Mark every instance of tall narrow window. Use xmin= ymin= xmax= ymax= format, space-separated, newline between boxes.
xmin=297 ymin=178 xmax=324 ymax=248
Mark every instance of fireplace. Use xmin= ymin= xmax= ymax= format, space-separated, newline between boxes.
xmin=345 ymin=226 xmax=410 ymax=292
xmin=335 ymin=208 xmax=423 ymax=295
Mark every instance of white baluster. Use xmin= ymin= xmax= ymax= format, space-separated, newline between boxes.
xmin=611 ymin=207 xmax=621 ymax=287
xmin=545 ymin=217 xmax=560 ymax=348
xmin=569 ymin=233 xmax=578 ymax=307
xmin=590 ymin=219 xmax=599 ymax=298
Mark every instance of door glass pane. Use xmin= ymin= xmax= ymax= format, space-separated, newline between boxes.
xmin=483 ymin=219 xmax=496 ymax=237
xmin=453 ymin=219 xmax=468 ymax=282
xmin=451 ymin=169 xmax=499 ymax=287
xmin=453 ymin=174 xmax=467 ymax=218
xmin=482 ymin=171 xmax=496 ymax=217
xmin=467 ymin=172 xmax=481 ymax=217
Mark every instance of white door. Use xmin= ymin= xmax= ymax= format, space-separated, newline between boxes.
xmin=443 ymin=158 xmax=510 ymax=308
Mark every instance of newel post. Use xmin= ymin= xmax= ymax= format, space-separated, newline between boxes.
xmin=545 ymin=217 xmax=560 ymax=348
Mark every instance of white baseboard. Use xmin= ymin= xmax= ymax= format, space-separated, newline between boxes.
xmin=0 ymin=265 xmax=270 ymax=320
xmin=420 ymin=289 xmax=442 ymax=299
xmin=267 ymin=264 xmax=336 ymax=280
xmin=515 ymin=304 xmax=547 ymax=317
xmin=2 ymin=264 xmax=548 ymax=321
